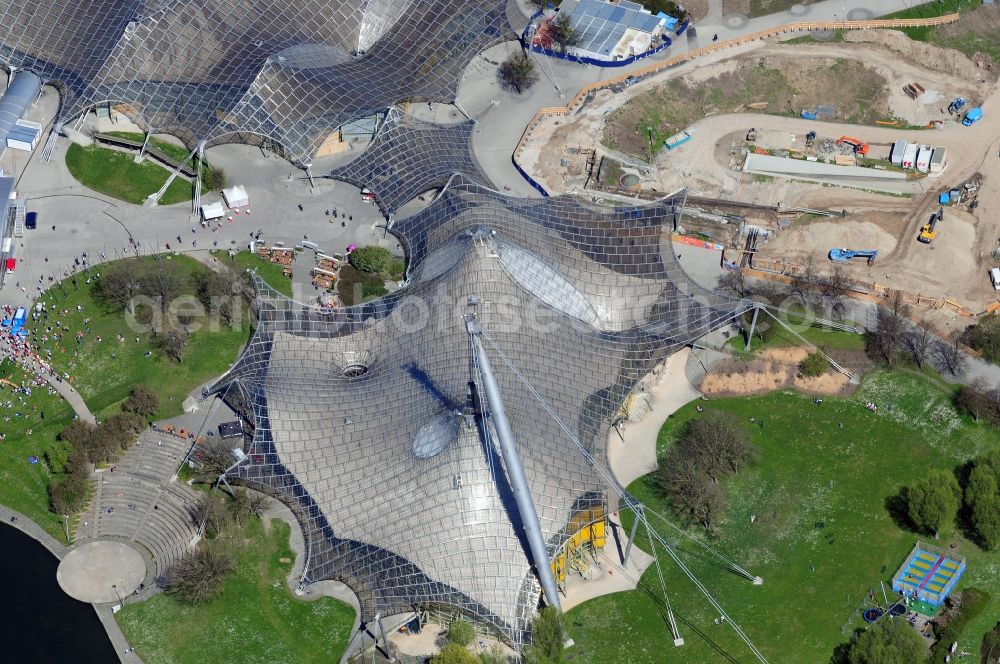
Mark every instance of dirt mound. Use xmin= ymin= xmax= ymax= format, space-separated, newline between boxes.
xmin=762 ymin=220 xmax=898 ymax=261
xmin=842 ymin=30 xmax=990 ymax=83
xmin=604 ymin=55 xmax=888 ymax=159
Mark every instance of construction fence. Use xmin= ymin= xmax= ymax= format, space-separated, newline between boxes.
xmin=511 ymin=13 xmax=961 ymax=185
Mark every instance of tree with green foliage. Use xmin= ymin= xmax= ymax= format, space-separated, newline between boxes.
xmin=122 ymin=384 xmax=160 ymax=418
xmin=348 ymin=246 xmax=393 ymax=275
xmin=965 ymin=464 xmax=1000 ymax=550
xmin=497 ymin=53 xmax=538 ymax=95
xmin=549 ymin=14 xmax=580 ymax=54
xmin=524 ymin=607 xmax=566 ymax=663
xmin=165 ymin=545 xmax=235 ymax=605
xmin=447 ymin=619 xmax=476 ymax=647
xmin=906 ymin=470 xmax=960 ymax=539
xmin=479 ymin=645 xmax=507 ymax=664
xmin=800 ymin=351 xmax=829 ymax=377
xmin=970 ymin=314 xmax=1000 ymax=364
xmin=432 ymin=643 xmax=480 ymax=664
xmin=844 ymin=618 xmax=925 ymax=664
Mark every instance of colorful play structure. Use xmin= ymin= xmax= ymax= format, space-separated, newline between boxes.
xmin=891 ymin=542 xmax=966 ymax=607
xmin=552 ymin=507 xmax=606 ymax=594
xmin=829 ymin=248 xmax=878 ymax=265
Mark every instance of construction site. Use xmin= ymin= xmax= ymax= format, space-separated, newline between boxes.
xmin=515 ymin=14 xmax=1000 ymax=330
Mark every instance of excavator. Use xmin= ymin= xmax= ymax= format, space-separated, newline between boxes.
xmin=836 ymin=136 xmax=870 ymax=156
xmin=918 ymin=208 xmax=943 ymax=244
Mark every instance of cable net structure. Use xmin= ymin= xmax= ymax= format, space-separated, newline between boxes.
xmin=328 ymin=108 xmax=489 ymax=214
xmin=0 ymin=1 xmax=513 ymax=163
xmin=214 ymin=177 xmax=750 ymax=646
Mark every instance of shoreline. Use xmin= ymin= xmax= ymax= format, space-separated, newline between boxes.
xmin=0 ymin=504 xmax=138 ymax=663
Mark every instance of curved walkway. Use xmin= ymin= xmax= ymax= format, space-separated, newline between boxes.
xmin=0 ymin=335 xmax=96 ymax=423
xmin=608 ymin=348 xmax=702 ymax=488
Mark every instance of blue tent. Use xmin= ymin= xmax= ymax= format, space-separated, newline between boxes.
xmin=656 ymin=12 xmax=678 ymax=29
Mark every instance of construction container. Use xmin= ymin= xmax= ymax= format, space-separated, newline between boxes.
xmin=930 ymin=147 xmax=946 ymax=173
xmin=916 ymin=145 xmax=932 ymax=173
xmin=663 ymin=130 xmax=691 ymax=150
xmin=890 ymin=140 xmax=907 ymax=166
xmin=901 ymin=143 xmax=918 ymax=169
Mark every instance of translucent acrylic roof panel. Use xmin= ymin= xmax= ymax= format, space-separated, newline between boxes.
xmin=328 ymin=109 xmax=490 ymax=213
xmin=0 ymin=0 xmax=514 ymax=163
xmin=214 ymin=178 xmax=748 ymax=646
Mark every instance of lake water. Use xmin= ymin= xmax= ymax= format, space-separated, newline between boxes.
xmin=0 ymin=524 xmax=117 ymax=662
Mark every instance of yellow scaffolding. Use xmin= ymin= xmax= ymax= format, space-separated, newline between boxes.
xmin=552 ymin=508 xmax=607 ymax=592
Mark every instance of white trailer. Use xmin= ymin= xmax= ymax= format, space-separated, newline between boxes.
xmin=901 ymin=143 xmax=918 ymax=169
xmin=930 ymin=147 xmax=947 ymax=173
xmin=916 ymin=145 xmax=932 ymax=173
xmin=889 ymin=140 xmax=907 ymax=166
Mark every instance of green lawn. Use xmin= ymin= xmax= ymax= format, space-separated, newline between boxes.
xmin=34 ymin=255 xmax=251 ymax=419
xmin=216 ymin=250 xmax=294 ymax=298
xmin=567 ymin=369 xmax=1000 ymax=663
xmin=0 ymin=361 xmax=76 ymax=541
xmin=116 ymin=518 xmax=356 ymax=664
xmin=726 ymin=309 xmax=866 ymax=356
xmin=65 ymin=143 xmax=194 ymax=206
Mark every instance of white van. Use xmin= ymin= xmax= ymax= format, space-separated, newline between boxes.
xmin=991 ymin=267 xmax=1000 ymax=290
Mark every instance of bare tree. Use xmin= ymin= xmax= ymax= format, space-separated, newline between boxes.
xmin=934 ymin=335 xmax=967 ymax=377
xmin=193 ymin=491 xmax=231 ymax=537
xmin=791 ymin=256 xmax=817 ymax=304
xmin=141 ymin=265 xmax=186 ymax=314
xmin=819 ymin=267 xmax=850 ymax=318
xmin=165 ymin=545 xmax=235 ymax=604
xmin=549 ymin=14 xmax=580 ymax=54
xmin=196 ymin=440 xmax=238 ymax=482
xmin=868 ymin=291 xmax=908 ymax=365
xmin=679 ymin=411 xmax=758 ymax=480
xmin=716 ymin=270 xmax=747 ymax=298
xmin=903 ymin=323 xmax=934 ymax=369
xmin=98 ymin=259 xmax=143 ymax=314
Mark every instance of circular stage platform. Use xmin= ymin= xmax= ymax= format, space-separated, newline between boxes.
xmin=56 ymin=541 xmax=146 ymax=604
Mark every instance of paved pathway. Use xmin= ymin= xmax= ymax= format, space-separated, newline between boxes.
xmin=0 ymin=334 xmax=96 ymax=423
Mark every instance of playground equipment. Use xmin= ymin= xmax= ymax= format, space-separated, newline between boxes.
xmin=836 ymin=135 xmax=870 ymax=156
xmin=891 ymin=542 xmax=966 ymax=607
xmin=828 ymin=248 xmax=877 ymax=265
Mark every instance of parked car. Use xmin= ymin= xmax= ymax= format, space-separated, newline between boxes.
xmin=25 ymin=212 xmax=36 ymax=230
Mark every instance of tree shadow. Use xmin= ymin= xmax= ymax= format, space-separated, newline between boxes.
xmin=884 ymin=490 xmax=916 ymax=533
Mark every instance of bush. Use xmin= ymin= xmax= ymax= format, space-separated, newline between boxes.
xmin=361 ymin=280 xmax=388 ymax=300
xmin=799 ymin=351 xmax=829 ymax=377
xmin=432 ymin=643 xmax=480 ymax=664
xmin=165 ymin=545 xmax=235 ymax=605
xmin=447 ymin=619 xmax=476 ymax=647
xmin=348 ymin=246 xmax=392 ymax=275
xmin=45 ymin=441 xmax=73 ymax=474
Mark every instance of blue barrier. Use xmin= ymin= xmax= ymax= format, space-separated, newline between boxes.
xmin=676 ymin=19 xmax=690 ymax=36
xmin=511 ymin=155 xmax=550 ymax=197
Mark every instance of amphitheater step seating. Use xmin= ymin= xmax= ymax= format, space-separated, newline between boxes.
xmin=74 ymin=428 xmax=202 ymax=581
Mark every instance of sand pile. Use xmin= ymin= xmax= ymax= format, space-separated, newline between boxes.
xmin=765 ymin=220 xmax=897 ymax=260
